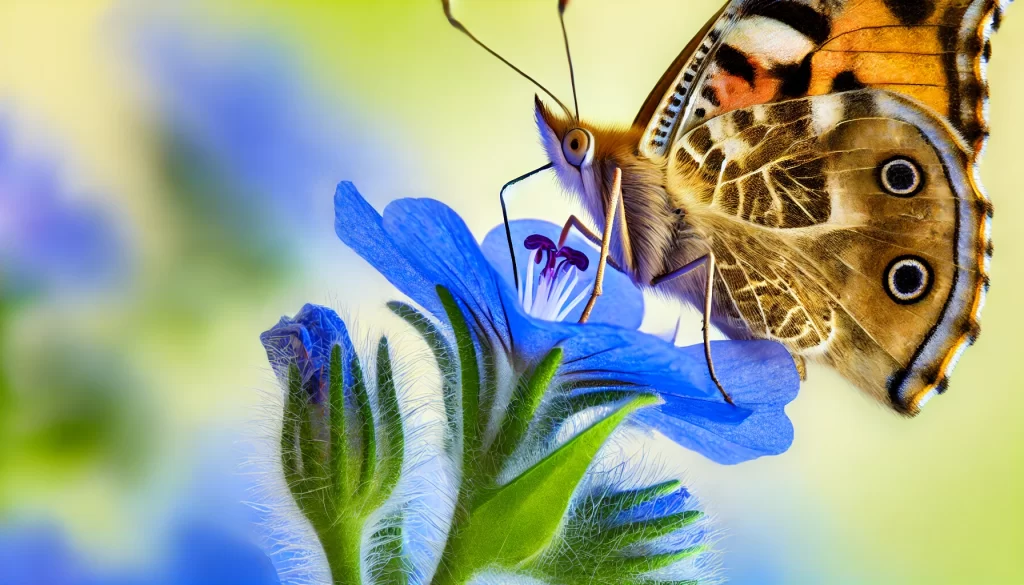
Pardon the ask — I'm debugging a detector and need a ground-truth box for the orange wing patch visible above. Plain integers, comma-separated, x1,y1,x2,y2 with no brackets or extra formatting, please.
810,0,967,128
648,0,1011,155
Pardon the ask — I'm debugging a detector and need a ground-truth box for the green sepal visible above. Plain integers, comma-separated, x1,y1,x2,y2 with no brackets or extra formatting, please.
618,545,708,573
436,286,480,467
534,389,638,441
387,301,459,448
369,518,409,585
595,479,683,517
329,343,350,505
374,336,405,507
281,364,302,496
601,510,703,548
437,393,659,585
351,351,377,498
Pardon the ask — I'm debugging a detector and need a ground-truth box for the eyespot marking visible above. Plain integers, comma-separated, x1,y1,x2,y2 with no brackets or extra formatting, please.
878,157,923,196
884,256,933,304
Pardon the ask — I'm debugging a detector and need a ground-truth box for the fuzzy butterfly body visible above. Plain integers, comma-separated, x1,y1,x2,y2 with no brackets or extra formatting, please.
530,0,1011,416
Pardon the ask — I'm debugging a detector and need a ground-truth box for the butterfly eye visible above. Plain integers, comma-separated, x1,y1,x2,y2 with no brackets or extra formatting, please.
884,256,933,304
562,128,591,167
879,157,923,196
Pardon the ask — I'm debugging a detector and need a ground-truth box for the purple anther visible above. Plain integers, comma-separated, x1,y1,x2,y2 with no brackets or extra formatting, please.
524,234,556,252
556,246,590,272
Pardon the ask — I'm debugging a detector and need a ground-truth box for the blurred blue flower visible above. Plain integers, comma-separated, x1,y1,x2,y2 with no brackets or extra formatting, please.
334,182,800,464
139,30,330,220
0,519,280,585
133,21,399,253
0,524,90,585
0,121,125,298
163,521,281,585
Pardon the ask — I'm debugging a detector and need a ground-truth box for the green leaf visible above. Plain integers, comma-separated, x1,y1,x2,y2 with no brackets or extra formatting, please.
437,393,658,584
436,286,481,467
374,336,404,506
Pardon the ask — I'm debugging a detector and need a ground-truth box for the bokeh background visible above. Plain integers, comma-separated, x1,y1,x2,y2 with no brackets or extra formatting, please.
1,1,1022,583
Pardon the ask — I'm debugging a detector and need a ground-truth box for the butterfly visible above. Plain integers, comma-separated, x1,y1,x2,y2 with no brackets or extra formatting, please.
443,0,1008,416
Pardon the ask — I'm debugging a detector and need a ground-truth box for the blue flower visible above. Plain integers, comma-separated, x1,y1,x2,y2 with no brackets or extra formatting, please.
261,304,408,585
0,524,89,585
132,20,402,255
334,182,800,464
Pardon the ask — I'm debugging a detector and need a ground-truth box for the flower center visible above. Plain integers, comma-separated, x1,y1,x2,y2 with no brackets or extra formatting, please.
519,234,591,321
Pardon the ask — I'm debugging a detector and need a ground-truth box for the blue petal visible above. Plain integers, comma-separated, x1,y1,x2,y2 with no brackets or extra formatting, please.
481,219,644,329
634,341,800,465
507,307,798,462
381,197,511,348
503,307,721,399
335,182,452,322
336,182,513,348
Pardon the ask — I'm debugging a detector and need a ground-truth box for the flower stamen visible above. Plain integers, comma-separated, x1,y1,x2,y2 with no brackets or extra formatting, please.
519,234,591,321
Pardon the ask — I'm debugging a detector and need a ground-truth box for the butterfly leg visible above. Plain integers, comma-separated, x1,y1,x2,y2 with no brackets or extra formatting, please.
578,167,622,324
557,216,623,271
650,253,735,406
700,253,735,405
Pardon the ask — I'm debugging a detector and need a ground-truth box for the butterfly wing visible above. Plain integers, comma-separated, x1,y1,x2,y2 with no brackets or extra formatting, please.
664,90,990,414
639,0,1009,161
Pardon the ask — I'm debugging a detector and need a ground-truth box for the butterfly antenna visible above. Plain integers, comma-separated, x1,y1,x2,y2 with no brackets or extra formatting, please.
442,0,575,120
558,0,579,120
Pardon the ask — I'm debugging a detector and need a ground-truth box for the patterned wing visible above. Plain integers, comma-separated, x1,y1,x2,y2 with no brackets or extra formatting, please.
662,91,990,414
639,0,1011,160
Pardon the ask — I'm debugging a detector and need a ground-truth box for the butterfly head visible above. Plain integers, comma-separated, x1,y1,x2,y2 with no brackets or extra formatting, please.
535,96,647,213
